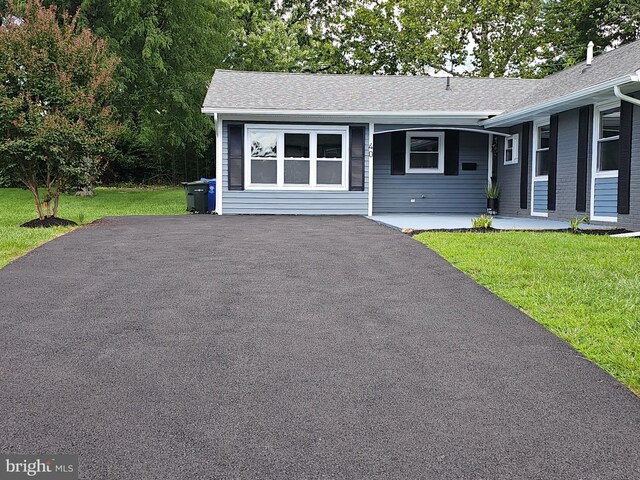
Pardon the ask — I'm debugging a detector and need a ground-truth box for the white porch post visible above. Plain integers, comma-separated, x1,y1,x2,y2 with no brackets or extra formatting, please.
214,113,223,215
368,122,374,216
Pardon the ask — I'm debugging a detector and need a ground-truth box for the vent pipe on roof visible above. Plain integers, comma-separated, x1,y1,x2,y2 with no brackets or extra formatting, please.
586,41,594,66
446,77,451,90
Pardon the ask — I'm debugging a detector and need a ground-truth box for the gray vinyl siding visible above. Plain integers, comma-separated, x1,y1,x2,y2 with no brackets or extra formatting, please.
617,100,640,230
220,121,368,215
372,130,488,214
495,124,530,216
532,180,548,213
593,177,618,217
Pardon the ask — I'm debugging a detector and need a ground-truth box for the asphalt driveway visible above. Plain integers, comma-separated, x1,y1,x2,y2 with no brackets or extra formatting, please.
1,215,639,479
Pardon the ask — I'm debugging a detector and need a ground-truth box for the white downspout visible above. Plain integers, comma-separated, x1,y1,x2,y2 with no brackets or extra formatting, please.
613,85,640,106
613,70,640,106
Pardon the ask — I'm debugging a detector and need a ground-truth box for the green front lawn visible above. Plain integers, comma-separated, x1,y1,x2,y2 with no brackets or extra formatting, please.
415,231,640,395
0,187,185,268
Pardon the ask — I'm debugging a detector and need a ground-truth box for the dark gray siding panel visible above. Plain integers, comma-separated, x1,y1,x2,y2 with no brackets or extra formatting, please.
496,125,531,216
533,181,548,214
548,109,581,220
372,130,488,213
221,121,368,215
594,177,618,217
498,112,595,221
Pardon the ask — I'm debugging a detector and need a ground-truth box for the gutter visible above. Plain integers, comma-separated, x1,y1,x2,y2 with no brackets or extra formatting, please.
483,74,635,127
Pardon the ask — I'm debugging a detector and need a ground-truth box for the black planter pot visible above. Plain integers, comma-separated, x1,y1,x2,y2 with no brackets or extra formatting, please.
487,198,499,215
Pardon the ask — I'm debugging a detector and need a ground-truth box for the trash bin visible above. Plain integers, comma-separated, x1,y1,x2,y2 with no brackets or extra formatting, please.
182,181,209,213
199,178,216,213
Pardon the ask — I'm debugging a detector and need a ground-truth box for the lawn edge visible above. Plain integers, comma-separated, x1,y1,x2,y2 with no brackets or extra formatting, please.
411,233,640,398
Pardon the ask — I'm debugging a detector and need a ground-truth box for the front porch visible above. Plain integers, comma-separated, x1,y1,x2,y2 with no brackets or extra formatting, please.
369,213,611,231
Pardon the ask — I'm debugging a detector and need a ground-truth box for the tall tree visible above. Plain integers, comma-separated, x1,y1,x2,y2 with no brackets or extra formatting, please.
335,0,546,76
0,0,119,221
76,0,235,182
228,0,346,72
541,0,640,74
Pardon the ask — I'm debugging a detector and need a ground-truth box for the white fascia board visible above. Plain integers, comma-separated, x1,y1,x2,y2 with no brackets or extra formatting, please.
201,107,501,118
482,75,635,128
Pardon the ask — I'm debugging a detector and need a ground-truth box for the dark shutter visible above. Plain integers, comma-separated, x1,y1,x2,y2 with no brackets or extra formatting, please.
228,124,244,190
444,130,459,175
618,100,634,214
576,105,592,212
390,131,406,175
547,114,559,211
520,122,531,210
349,126,365,191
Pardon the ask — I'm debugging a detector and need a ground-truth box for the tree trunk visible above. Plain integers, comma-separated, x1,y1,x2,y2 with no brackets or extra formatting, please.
26,182,45,221
53,189,60,218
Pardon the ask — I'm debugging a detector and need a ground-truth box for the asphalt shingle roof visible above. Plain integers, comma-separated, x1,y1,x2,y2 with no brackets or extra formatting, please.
507,40,640,112
202,39,640,116
203,71,541,113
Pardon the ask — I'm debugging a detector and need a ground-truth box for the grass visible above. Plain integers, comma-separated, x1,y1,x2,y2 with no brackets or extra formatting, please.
0,187,185,268
414,231,640,395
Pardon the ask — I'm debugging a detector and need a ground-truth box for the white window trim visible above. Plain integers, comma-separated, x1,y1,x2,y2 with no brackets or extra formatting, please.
244,124,349,190
405,131,445,173
503,133,519,165
590,101,620,222
531,118,550,217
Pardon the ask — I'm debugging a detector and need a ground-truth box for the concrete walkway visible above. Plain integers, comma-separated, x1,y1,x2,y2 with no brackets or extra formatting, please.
1,215,638,479
370,213,611,231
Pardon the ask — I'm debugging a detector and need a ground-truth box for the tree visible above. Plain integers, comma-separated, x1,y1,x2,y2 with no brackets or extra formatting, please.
335,0,547,77
540,0,640,74
78,0,236,183
228,0,347,73
0,0,119,221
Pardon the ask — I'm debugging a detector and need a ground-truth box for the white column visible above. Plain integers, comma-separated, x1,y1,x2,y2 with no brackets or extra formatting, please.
368,122,374,217
214,114,223,215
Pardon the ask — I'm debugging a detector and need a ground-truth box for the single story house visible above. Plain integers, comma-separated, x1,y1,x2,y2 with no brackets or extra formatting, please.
202,40,640,230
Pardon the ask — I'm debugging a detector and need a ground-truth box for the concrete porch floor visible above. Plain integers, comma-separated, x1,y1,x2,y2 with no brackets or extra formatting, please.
369,213,612,231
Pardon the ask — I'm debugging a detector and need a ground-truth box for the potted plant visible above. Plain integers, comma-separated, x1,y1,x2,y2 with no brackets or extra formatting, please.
485,181,500,215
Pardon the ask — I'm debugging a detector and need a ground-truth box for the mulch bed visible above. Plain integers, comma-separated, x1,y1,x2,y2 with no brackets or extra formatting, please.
405,227,631,236
21,217,78,228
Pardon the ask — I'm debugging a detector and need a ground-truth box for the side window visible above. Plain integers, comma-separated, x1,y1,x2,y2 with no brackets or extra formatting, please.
597,107,620,172
535,125,550,177
504,134,519,165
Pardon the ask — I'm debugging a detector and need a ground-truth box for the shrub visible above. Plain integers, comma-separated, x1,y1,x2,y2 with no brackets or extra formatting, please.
0,0,120,221
472,215,493,230
569,215,590,233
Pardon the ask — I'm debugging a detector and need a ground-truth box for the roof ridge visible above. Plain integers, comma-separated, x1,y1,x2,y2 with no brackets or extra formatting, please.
213,69,542,81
